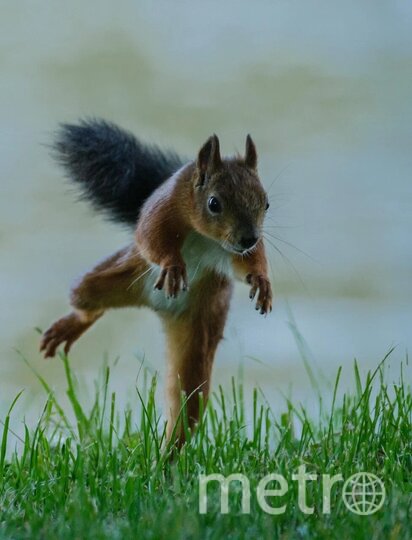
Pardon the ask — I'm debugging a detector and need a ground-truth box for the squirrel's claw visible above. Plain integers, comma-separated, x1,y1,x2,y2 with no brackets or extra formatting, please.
40,313,93,358
154,268,168,291
246,274,273,315
154,265,188,298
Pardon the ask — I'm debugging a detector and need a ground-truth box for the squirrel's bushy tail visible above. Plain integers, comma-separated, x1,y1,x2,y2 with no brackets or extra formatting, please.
53,119,184,227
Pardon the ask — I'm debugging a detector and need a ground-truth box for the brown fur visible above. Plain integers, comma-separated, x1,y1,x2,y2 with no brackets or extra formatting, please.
40,135,273,446
162,272,232,444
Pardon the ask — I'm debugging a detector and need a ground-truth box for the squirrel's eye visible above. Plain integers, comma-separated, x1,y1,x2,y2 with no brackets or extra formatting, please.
265,201,270,211
208,196,222,214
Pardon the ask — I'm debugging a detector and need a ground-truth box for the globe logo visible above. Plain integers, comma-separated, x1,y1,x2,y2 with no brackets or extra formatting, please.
342,472,385,515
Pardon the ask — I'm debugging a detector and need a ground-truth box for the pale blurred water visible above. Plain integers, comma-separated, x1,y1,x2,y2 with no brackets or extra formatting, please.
1,1,411,432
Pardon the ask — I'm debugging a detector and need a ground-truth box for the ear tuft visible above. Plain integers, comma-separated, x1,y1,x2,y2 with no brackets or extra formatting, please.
197,134,222,174
245,134,258,170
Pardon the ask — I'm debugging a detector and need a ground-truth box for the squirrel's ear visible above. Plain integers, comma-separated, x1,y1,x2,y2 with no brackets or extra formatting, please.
197,134,222,175
245,134,258,170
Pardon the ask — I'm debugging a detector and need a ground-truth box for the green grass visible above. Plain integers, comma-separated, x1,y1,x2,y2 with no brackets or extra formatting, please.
0,350,411,540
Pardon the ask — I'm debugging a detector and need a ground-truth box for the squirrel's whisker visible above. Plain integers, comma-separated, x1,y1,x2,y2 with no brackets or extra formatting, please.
127,266,155,290
263,234,308,293
262,230,317,263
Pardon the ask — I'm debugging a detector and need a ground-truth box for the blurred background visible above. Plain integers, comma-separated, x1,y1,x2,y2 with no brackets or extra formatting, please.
1,1,411,431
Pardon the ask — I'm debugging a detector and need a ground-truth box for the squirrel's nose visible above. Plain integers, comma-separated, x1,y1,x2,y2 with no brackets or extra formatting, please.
240,235,258,250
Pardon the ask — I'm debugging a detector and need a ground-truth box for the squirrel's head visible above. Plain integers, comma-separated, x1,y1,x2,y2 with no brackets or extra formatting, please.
191,134,269,254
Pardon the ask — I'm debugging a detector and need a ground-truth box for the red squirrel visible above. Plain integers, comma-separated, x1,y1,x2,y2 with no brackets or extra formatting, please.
40,119,272,444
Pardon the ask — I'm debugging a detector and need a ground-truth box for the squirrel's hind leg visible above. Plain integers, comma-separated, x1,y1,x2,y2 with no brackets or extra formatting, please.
162,273,232,446
40,309,103,358
40,245,149,358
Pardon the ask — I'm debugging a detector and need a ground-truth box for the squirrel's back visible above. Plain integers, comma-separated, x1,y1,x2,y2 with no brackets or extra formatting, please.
53,119,184,227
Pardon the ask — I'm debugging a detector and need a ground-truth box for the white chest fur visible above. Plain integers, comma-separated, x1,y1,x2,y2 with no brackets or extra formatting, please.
143,232,233,315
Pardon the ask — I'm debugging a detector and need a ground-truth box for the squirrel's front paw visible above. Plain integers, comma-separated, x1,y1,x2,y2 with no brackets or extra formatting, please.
246,274,273,315
154,264,188,298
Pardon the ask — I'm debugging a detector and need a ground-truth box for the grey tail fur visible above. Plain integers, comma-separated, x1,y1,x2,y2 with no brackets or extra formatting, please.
53,118,184,227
